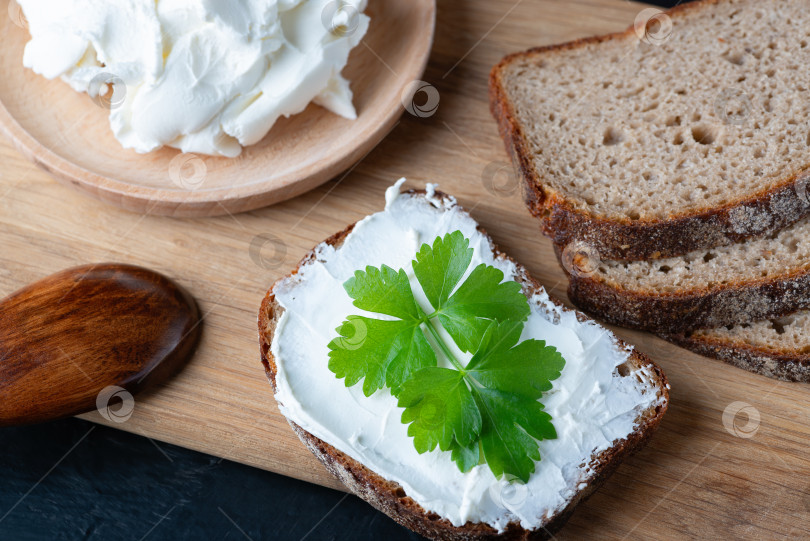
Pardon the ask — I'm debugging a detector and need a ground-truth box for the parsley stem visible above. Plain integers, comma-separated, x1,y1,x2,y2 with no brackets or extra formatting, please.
423,316,466,373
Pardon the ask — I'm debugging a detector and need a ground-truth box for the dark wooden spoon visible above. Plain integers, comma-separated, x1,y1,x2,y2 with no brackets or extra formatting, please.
0,263,201,426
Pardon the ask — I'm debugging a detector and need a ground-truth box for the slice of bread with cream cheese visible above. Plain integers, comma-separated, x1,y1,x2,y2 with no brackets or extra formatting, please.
258,180,669,539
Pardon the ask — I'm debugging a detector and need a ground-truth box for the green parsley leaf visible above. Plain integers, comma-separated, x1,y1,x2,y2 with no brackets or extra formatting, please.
344,265,422,320
472,387,556,483
383,326,438,395
413,232,530,353
398,367,481,452
328,316,436,396
436,263,530,353
466,320,565,398
412,231,473,308
462,320,563,481
449,440,481,473
328,230,565,483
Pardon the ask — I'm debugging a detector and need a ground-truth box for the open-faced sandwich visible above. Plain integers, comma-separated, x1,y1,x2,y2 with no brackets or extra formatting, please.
258,181,669,539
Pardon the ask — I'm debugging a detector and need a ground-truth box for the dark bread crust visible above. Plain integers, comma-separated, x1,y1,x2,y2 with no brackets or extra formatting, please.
558,241,810,334
661,331,810,383
488,0,810,262
258,190,669,540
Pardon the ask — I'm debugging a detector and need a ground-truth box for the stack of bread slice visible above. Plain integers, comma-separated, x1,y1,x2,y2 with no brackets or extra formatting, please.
490,0,810,381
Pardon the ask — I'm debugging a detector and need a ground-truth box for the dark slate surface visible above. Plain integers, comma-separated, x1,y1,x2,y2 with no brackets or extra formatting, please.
0,1,687,539
0,418,422,541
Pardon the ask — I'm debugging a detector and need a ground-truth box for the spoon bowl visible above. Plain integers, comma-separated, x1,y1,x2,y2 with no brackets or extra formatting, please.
0,263,201,426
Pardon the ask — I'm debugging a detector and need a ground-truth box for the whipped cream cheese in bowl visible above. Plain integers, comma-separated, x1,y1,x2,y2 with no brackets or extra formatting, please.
0,0,435,215
16,0,369,157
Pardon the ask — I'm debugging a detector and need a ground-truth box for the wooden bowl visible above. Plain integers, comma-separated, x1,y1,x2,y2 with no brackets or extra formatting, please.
0,0,435,217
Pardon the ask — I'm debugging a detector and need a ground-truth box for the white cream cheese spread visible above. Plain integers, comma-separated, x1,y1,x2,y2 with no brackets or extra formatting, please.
270,179,664,531
17,0,369,157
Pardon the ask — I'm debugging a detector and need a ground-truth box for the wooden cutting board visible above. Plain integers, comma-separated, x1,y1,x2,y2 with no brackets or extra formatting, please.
2,0,809,538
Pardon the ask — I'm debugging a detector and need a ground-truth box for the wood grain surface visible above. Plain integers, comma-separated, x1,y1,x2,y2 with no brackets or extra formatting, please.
0,264,200,426
1,0,809,539
0,0,435,217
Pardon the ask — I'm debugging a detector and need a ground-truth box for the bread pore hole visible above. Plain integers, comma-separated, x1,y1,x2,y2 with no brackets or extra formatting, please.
691,124,718,145
602,126,625,146
723,51,746,65
770,320,787,334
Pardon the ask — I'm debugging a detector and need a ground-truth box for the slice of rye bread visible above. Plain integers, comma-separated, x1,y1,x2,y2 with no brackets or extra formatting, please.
662,311,810,382
490,0,810,261
258,189,669,541
557,215,810,334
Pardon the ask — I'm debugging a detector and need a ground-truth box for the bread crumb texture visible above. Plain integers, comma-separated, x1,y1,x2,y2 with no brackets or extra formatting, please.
501,0,810,221
689,311,810,353
595,216,810,292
